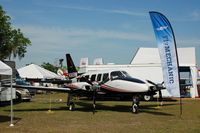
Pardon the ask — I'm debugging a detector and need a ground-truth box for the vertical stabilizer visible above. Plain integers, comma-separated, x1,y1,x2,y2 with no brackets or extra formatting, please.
66,54,78,78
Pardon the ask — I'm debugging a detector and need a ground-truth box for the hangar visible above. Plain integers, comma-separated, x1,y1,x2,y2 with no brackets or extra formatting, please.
79,47,199,98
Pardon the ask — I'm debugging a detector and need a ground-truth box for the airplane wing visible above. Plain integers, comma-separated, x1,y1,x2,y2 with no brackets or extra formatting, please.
39,79,72,84
3,84,71,92
2,84,92,95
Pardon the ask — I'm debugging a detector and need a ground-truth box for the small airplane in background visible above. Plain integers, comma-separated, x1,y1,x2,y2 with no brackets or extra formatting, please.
3,54,164,113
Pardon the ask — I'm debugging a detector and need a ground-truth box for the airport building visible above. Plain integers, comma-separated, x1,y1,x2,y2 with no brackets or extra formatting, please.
79,47,199,98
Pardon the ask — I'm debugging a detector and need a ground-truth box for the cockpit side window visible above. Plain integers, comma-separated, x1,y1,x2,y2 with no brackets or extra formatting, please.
91,74,96,82
111,71,123,79
121,71,131,78
102,73,109,81
79,75,89,82
97,74,102,82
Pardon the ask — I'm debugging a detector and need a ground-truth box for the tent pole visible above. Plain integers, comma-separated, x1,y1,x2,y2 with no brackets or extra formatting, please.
10,74,14,127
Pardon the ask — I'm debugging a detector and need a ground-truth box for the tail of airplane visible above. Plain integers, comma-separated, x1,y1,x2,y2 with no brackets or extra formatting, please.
66,54,78,78
16,71,30,85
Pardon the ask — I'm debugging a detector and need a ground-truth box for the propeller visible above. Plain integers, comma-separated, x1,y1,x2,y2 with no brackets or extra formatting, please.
92,83,98,114
80,76,100,114
81,76,109,114
146,80,164,104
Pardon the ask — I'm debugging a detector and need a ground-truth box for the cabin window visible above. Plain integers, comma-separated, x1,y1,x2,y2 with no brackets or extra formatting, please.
80,75,89,82
102,73,109,81
91,74,96,82
97,74,102,82
84,75,89,80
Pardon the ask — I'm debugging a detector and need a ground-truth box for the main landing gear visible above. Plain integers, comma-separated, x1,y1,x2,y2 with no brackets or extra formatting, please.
67,94,140,114
67,94,75,111
69,102,75,111
132,96,140,113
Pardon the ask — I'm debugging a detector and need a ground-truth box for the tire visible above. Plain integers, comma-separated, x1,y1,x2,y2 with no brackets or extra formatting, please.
143,95,153,101
69,103,75,111
132,104,138,114
16,92,22,102
23,99,31,102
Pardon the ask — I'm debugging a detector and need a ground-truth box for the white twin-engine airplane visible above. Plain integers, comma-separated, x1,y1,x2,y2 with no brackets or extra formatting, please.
64,54,163,113
66,69,158,113
5,54,163,113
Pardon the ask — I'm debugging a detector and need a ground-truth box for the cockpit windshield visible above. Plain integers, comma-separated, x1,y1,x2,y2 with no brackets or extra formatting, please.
110,71,131,79
121,71,131,77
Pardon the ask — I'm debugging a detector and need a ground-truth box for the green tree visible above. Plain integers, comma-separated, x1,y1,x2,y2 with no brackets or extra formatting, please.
0,5,31,60
41,62,58,73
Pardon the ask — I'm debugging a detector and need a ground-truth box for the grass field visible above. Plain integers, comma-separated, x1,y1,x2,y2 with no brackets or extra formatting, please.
0,93,200,133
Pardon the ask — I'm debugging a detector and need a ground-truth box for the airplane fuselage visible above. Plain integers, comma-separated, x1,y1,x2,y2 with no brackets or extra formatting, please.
67,70,152,94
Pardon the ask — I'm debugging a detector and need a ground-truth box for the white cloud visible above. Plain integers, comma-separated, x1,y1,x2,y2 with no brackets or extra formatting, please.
15,25,152,67
19,25,152,47
190,10,200,21
177,38,200,47
15,25,200,68
106,9,146,17
15,25,153,63
18,25,200,54
56,5,146,17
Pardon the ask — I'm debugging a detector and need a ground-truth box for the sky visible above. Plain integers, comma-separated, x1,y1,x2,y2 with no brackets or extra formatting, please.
0,0,200,69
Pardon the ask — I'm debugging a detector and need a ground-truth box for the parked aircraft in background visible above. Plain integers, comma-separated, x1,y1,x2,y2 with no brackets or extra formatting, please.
3,54,164,113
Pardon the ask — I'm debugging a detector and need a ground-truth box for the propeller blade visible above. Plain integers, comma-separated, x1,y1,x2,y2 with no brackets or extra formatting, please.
98,77,110,86
147,80,164,106
146,80,157,86
80,76,93,86
158,90,163,106
67,93,72,106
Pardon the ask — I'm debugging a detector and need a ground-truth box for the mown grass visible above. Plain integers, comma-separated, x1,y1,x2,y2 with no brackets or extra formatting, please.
0,93,200,133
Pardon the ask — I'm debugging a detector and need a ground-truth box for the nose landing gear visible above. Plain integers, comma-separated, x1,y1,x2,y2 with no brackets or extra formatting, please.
132,96,139,113
67,94,75,111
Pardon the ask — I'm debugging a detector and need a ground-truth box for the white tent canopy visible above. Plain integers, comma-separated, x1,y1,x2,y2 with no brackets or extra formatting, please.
0,60,14,126
0,60,12,75
18,64,62,79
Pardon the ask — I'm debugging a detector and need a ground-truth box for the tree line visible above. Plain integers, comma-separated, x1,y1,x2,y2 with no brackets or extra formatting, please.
0,5,31,61
0,5,66,73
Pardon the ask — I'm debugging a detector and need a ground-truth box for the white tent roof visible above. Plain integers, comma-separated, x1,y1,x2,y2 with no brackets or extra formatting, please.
131,47,196,66
18,64,62,79
0,60,12,75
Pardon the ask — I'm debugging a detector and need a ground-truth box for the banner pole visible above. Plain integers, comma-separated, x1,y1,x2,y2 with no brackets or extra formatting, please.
149,11,182,117
179,95,182,117
10,75,14,127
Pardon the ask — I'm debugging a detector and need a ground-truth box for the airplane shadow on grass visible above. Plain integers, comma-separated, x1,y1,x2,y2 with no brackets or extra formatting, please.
4,101,178,116
75,101,176,116
4,106,68,112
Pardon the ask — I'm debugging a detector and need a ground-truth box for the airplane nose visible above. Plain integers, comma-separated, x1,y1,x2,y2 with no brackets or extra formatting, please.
145,84,151,92
138,82,150,92
149,85,157,92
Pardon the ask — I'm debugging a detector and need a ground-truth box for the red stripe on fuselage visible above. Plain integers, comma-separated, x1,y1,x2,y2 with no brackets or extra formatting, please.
101,84,130,93
65,84,78,90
